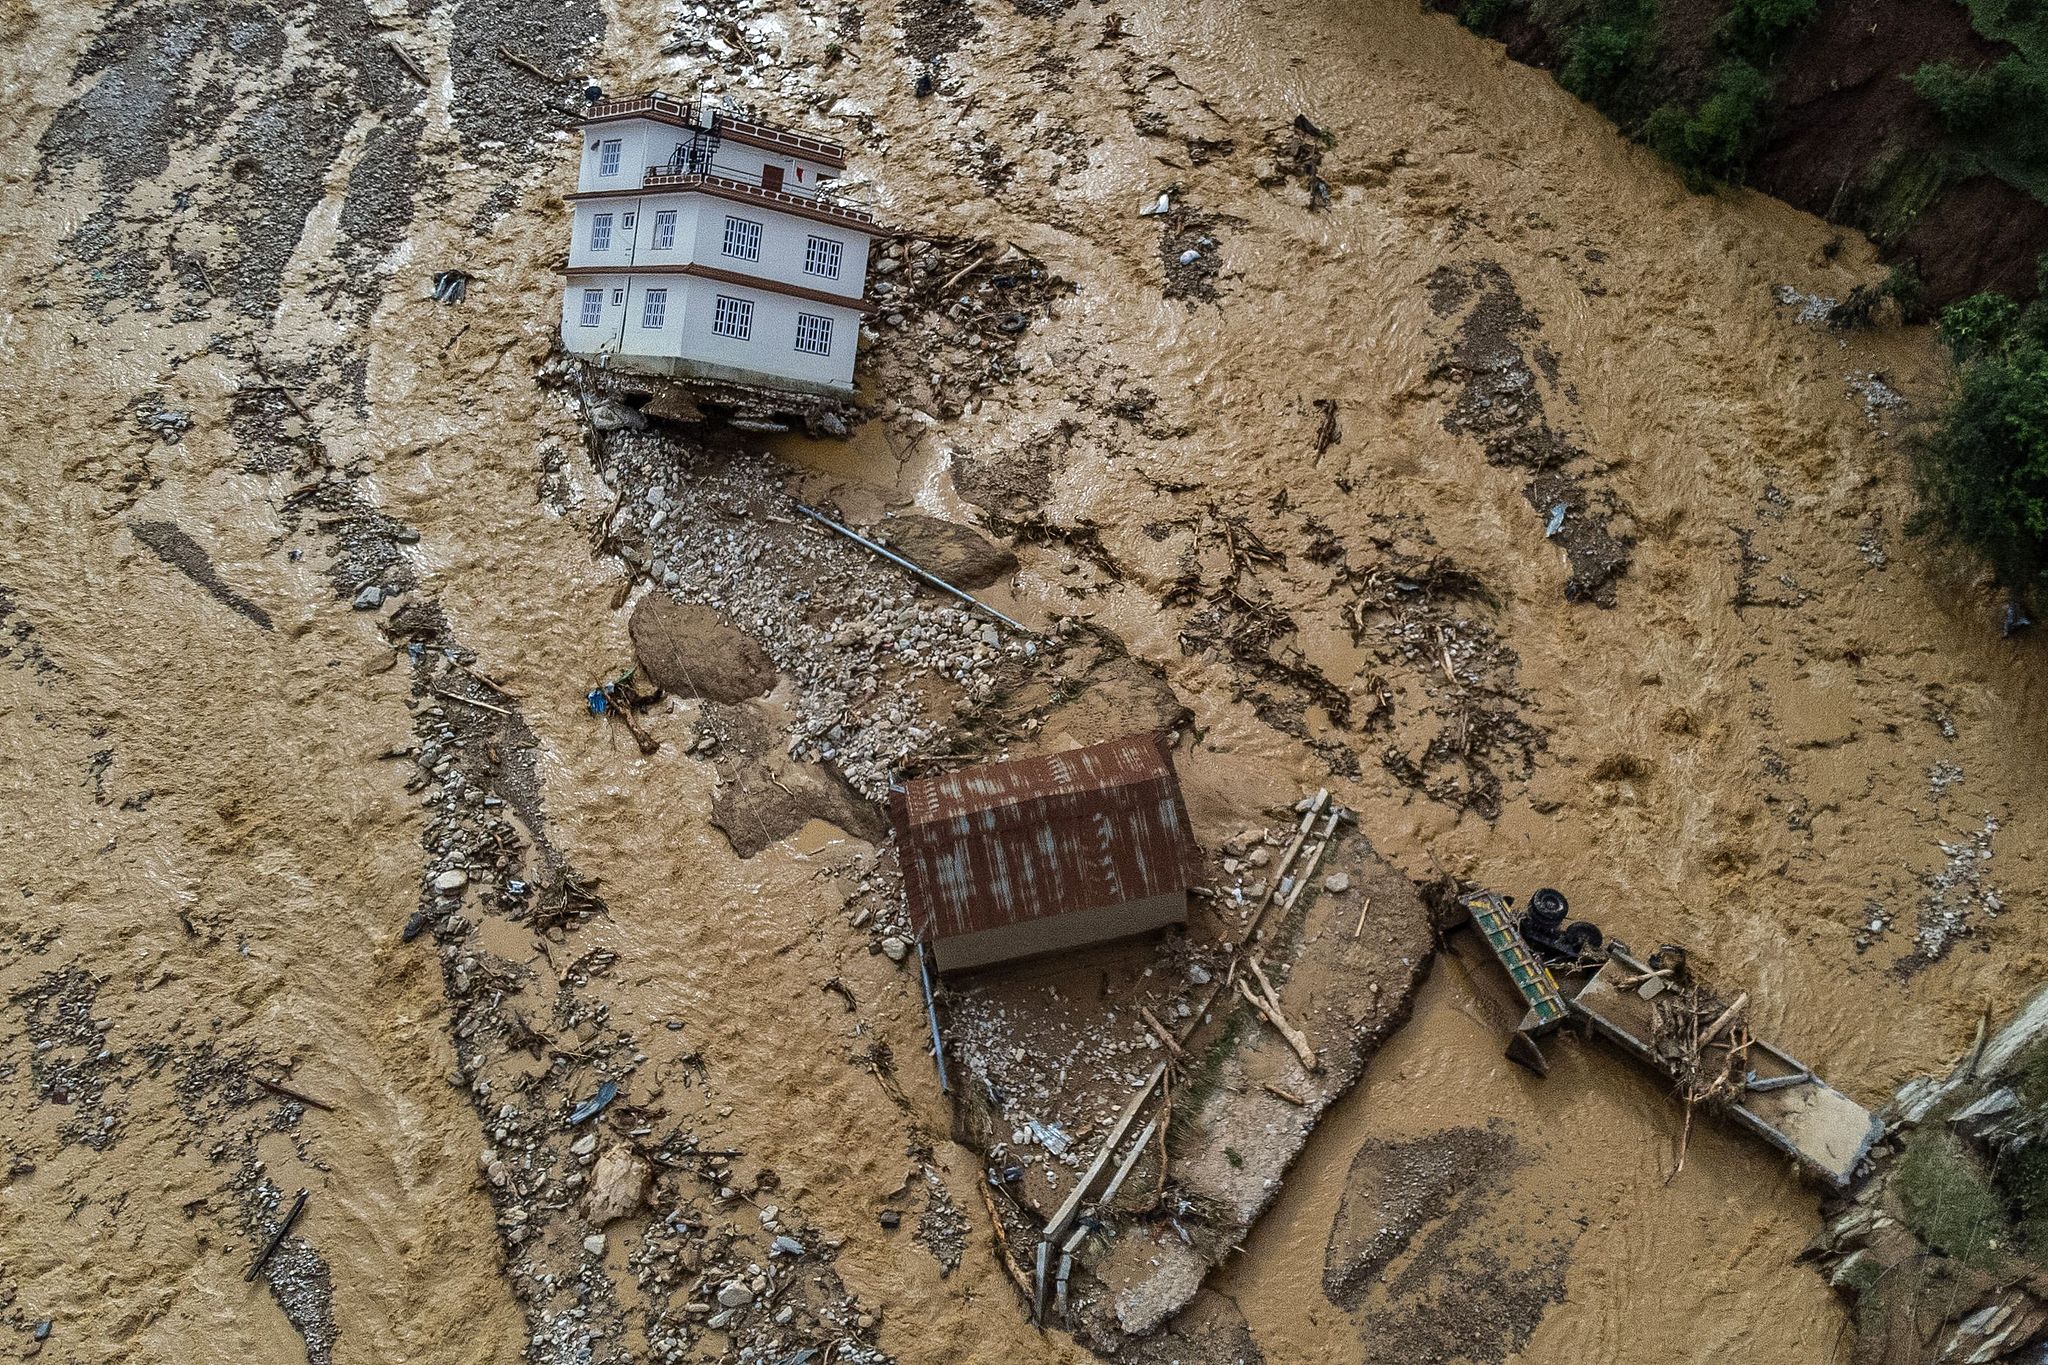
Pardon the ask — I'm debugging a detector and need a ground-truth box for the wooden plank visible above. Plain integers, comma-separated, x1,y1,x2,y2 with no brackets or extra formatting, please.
1045,1062,1167,1243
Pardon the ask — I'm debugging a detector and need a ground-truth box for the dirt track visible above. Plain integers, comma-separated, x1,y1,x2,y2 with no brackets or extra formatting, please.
4,0,2048,1362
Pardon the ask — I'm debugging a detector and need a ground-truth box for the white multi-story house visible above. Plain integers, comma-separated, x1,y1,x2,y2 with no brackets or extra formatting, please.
559,93,876,395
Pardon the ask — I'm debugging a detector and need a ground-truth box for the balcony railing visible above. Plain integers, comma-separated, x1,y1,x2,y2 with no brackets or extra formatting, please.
585,94,848,165
638,170,876,228
715,112,846,164
587,93,696,124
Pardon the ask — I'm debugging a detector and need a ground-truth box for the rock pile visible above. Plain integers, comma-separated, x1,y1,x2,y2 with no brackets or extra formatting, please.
1806,984,2048,1364
583,420,1033,799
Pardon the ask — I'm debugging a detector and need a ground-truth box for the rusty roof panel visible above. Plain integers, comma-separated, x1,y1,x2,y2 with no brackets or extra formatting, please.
891,733,1202,944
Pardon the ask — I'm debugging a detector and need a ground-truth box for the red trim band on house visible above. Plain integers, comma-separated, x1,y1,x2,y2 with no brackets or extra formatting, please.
565,173,879,233
562,262,874,313
581,93,848,168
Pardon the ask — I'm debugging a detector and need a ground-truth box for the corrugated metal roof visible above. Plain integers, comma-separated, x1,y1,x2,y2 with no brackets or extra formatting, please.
891,732,1203,944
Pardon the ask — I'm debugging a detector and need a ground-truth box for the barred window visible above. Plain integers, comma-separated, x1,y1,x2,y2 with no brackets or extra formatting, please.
803,235,843,280
711,295,753,340
621,212,636,230
578,289,603,327
642,288,668,329
611,288,625,305
793,312,833,355
597,139,622,176
721,215,763,262
590,213,613,252
652,210,677,250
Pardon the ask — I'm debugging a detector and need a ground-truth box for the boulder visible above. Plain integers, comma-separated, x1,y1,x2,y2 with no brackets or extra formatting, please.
583,1145,652,1225
629,595,775,701
874,514,1018,589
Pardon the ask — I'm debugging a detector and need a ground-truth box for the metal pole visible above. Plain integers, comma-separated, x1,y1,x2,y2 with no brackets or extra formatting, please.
917,940,951,1095
793,504,1035,635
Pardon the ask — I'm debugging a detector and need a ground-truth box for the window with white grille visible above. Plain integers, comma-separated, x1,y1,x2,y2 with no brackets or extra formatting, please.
621,212,636,230
590,213,613,252
641,289,667,329
711,295,753,340
804,236,843,280
793,313,833,355
578,289,603,327
598,139,622,176
611,288,625,305
721,216,763,262
652,210,677,250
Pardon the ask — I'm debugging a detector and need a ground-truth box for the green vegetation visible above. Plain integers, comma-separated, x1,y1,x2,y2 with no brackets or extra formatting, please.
1895,1128,2006,1268
1913,282,2048,606
1714,0,1817,62
1645,60,1772,187
1445,0,2048,273
1534,0,1813,191
1913,56,2048,198
1461,0,1521,29
1559,0,1661,117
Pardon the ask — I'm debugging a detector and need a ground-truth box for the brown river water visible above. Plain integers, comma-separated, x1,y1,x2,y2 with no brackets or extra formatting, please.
2,0,2046,1361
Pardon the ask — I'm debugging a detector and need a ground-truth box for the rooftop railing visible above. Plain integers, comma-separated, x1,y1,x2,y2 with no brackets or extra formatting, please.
585,94,848,165
638,170,876,228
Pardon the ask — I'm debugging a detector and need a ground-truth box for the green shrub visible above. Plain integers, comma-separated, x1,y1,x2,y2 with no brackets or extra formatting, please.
1939,291,2024,360
1913,56,2048,161
1895,1128,2007,1268
1915,293,2048,607
1716,0,1818,60
1645,61,1773,187
1462,0,1521,31
1561,19,1650,107
1883,261,1929,322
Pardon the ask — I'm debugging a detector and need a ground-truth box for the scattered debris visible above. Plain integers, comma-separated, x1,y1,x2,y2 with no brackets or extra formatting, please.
1771,283,1838,326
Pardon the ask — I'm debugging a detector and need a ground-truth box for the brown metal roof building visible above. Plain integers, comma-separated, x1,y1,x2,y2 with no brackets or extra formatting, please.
890,733,1203,973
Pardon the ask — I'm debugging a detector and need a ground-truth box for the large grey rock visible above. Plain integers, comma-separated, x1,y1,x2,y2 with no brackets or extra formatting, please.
629,595,776,701
582,1145,651,1225
873,514,1018,590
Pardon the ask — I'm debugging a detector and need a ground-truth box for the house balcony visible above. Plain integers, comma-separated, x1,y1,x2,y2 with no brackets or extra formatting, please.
636,170,878,232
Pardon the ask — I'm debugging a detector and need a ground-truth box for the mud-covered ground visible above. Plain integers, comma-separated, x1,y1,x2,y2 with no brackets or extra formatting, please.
4,0,2048,1363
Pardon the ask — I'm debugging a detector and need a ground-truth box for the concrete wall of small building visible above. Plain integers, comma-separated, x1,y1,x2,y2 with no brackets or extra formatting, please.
568,197,709,270
686,202,869,301
560,275,858,391
928,890,1189,974
566,196,868,303
561,274,628,354
578,120,669,193
577,116,840,194
670,276,859,390
561,274,688,361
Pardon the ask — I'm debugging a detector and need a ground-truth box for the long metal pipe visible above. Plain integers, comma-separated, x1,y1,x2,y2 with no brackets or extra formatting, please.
793,503,1035,635
917,940,951,1095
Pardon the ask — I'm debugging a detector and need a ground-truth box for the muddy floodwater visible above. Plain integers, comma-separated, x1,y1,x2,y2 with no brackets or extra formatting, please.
3,0,2046,1361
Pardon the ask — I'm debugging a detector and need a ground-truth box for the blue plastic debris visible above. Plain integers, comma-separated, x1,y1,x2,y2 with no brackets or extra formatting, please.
587,688,608,715
570,1081,619,1125
1545,503,1568,538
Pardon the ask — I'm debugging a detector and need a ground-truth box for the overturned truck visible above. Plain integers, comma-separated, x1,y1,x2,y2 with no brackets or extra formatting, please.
1462,889,1882,1187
